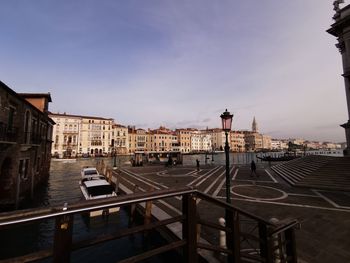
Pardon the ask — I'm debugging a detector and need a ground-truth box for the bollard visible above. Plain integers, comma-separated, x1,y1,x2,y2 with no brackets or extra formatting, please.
106,169,111,183
219,217,226,250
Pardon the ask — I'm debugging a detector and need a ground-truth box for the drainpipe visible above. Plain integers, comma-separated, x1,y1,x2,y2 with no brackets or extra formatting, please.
15,173,21,209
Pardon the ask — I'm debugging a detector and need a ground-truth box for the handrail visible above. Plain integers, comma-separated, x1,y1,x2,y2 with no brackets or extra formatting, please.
196,191,274,226
0,187,194,227
269,219,300,236
0,187,299,263
0,187,278,228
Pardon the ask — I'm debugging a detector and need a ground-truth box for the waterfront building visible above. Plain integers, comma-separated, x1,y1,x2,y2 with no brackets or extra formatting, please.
50,112,114,157
112,124,128,155
328,3,350,155
0,81,54,209
190,130,212,152
148,126,175,152
230,131,245,152
205,128,229,151
242,118,272,151
271,139,288,150
175,128,194,153
127,127,147,153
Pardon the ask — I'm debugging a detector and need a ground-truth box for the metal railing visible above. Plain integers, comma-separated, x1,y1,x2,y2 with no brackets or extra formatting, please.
0,188,299,263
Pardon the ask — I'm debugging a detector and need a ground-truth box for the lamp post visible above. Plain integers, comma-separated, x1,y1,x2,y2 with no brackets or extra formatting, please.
220,109,233,204
113,146,117,168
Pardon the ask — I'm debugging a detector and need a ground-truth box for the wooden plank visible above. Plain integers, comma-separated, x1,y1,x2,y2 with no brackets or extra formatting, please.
72,216,183,250
197,242,232,255
285,228,297,263
118,240,186,263
53,214,73,263
182,193,197,262
198,219,232,233
258,222,273,263
0,249,52,263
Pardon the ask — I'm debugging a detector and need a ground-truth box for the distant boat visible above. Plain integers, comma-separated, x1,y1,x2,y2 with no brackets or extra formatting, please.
52,158,76,163
256,155,299,162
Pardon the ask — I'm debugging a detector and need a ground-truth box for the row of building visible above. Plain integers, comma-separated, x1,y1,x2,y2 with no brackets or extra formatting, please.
50,112,344,158
49,113,324,158
50,113,271,157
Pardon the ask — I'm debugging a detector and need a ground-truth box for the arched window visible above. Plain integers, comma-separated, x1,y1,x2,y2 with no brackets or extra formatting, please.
24,110,31,144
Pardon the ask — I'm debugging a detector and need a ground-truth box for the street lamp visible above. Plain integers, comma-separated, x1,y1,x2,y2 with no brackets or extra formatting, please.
113,147,117,168
220,109,233,204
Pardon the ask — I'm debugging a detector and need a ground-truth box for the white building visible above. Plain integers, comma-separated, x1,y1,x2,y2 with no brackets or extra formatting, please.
50,113,115,157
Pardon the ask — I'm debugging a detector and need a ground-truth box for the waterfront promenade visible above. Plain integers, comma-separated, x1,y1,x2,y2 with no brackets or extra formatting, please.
114,163,350,263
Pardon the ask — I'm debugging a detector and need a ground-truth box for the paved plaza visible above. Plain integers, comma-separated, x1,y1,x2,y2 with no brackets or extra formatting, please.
115,163,350,263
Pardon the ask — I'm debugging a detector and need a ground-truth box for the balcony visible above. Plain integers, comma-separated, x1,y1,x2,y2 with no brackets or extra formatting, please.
0,122,18,143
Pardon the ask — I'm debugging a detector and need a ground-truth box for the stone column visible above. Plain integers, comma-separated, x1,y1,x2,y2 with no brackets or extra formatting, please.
328,4,350,155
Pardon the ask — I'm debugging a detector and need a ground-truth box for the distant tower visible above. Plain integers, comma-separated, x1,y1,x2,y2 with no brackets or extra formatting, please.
328,0,350,156
252,117,258,133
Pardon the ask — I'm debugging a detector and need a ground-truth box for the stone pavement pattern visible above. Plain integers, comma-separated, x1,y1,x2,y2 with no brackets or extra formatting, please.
114,163,350,262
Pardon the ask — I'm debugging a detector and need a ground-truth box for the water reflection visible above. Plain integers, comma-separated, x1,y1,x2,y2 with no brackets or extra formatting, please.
1,157,182,262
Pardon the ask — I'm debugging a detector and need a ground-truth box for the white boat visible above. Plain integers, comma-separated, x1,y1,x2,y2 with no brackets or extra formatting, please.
80,167,119,217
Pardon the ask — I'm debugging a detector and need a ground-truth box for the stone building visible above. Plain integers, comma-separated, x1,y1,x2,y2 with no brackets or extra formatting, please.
328,1,350,155
175,129,193,153
0,81,54,209
206,128,229,151
50,112,115,157
128,127,147,153
230,131,245,152
112,124,128,155
148,126,176,152
191,130,212,152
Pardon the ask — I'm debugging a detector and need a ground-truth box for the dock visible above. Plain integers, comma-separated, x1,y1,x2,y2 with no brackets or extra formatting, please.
112,162,350,263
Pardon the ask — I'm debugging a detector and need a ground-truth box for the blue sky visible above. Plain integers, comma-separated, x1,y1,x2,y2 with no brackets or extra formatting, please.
0,1,347,142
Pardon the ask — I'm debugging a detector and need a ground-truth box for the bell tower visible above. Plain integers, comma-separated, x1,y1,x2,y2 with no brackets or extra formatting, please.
327,0,350,155
252,117,258,133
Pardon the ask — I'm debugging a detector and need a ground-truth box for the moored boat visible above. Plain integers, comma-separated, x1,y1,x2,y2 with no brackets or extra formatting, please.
80,167,119,217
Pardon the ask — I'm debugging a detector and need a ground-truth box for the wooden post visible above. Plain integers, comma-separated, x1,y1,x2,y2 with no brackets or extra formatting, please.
144,186,154,238
53,214,74,263
226,209,241,262
285,228,297,263
182,193,197,262
259,222,273,263
144,200,152,226
129,185,139,227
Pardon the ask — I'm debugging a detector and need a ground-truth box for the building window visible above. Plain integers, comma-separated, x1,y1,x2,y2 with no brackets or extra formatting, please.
19,159,29,180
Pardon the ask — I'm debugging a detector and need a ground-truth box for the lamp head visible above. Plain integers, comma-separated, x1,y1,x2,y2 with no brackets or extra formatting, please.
220,109,233,132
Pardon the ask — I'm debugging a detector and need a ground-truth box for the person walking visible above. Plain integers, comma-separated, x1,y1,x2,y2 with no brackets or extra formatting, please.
196,159,200,171
250,160,258,177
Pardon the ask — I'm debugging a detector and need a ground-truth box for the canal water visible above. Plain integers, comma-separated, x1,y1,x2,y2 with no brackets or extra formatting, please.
0,158,182,262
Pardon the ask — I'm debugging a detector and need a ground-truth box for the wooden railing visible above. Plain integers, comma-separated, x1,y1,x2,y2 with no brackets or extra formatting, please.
0,188,299,263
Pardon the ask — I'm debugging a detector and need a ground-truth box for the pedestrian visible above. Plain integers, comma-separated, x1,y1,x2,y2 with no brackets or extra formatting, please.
196,159,200,171
250,160,258,177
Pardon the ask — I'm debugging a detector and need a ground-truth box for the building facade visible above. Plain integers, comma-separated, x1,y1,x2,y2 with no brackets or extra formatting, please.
230,131,245,152
112,124,128,154
0,81,54,209
50,113,116,157
328,2,350,155
176,129,193,153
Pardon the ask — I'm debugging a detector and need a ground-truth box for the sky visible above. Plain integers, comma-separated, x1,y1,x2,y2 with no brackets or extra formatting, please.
0,1,348,142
